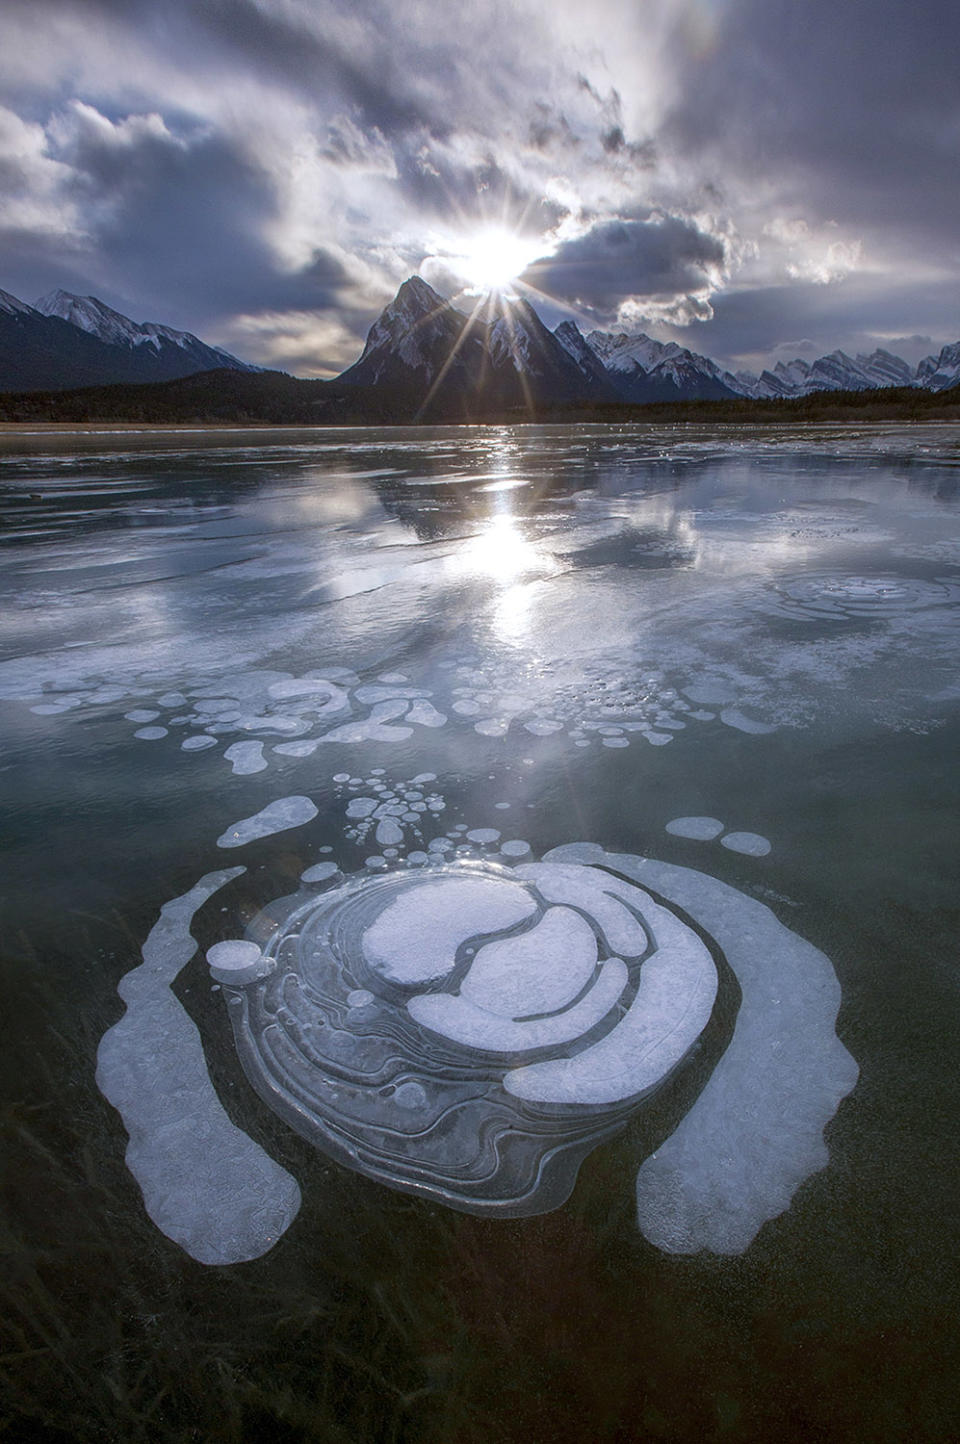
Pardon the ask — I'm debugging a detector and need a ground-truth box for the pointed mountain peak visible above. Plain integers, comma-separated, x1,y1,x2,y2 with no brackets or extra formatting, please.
392,275,447,315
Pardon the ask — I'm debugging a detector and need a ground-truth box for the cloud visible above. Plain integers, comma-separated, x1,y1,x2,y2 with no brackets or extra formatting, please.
0,0,957,370
522,213,727,321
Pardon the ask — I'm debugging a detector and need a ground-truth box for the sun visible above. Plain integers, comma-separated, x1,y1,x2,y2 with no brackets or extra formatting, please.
454,226,542,294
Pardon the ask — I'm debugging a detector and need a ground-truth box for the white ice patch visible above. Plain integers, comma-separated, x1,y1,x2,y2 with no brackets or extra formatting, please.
224,740,267,775
504,878,715,1105
301,861,340,883
411,958,627,1054
95,869,301,1265
666,817,725,841
407,699,447,728
720,831,772,857
273,740,320,757
217,796,318,848
461,906,598,1017
720,708,777,735
134,726,167,740
546,844,858,1255
181,734,216,751
361,876,537,985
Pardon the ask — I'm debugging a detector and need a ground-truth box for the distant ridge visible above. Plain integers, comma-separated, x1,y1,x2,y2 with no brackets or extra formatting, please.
0,287,257,392
2,273,960,417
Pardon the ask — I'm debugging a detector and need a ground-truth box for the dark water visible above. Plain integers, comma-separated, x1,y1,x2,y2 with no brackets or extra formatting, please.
1,423,959,1442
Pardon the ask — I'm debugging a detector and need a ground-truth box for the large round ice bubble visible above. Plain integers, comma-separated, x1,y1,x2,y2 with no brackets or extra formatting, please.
218,859,726,1215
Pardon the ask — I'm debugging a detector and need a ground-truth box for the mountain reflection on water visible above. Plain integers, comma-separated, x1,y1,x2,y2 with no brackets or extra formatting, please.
1,422,958,1444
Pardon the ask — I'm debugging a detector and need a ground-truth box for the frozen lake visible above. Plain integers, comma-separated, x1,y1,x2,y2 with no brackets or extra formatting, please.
2,422,959,1441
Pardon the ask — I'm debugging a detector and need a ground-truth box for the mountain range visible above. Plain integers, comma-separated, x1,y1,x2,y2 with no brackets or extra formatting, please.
1,275,959,415
0,287,257,392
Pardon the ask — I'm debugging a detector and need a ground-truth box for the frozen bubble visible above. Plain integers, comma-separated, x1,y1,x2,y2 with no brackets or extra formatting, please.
428,837,453,852
378,672,408,684
267,679,348,712
720,708,777,736
683,683,737,706
376,818,404,847
354,685,423,705
494,802,511,809
217,796,318,848
206,940,270,986
721,831,772,857
463,906,597,1018
475,719,508,737
182,734,217,751
365,856,388,870
500,840,531,857
361,875,537,985
125,709,161,723
411,772,436,784
402,812,421,823
322,709,413,743
347,989,375,1008
301,862,339,883
666,817,725,841
393,1081,427,1111
602,736,629,748
466,829,501,845
407,851,430,866
224,741,268,776
273,740,320,757
346,797,378,819
408,699,447,728
333,773,351,783
453,699,482,716
523,719,563,736
134,726,168,740
644,730,673,746
158,691,188,708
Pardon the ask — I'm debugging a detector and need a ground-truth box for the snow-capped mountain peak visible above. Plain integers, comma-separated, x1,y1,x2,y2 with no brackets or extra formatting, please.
0,287,37,317
34,290,151,347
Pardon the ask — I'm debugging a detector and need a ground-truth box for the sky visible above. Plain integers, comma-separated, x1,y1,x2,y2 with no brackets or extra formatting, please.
1,0,957,377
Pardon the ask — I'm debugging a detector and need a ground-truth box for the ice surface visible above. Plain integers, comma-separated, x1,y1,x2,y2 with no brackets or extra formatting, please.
217,796,318,848
96,869,301,1264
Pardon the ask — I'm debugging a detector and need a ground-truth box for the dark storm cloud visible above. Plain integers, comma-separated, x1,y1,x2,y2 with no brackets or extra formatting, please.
524,215,726,317
664,0,960,252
